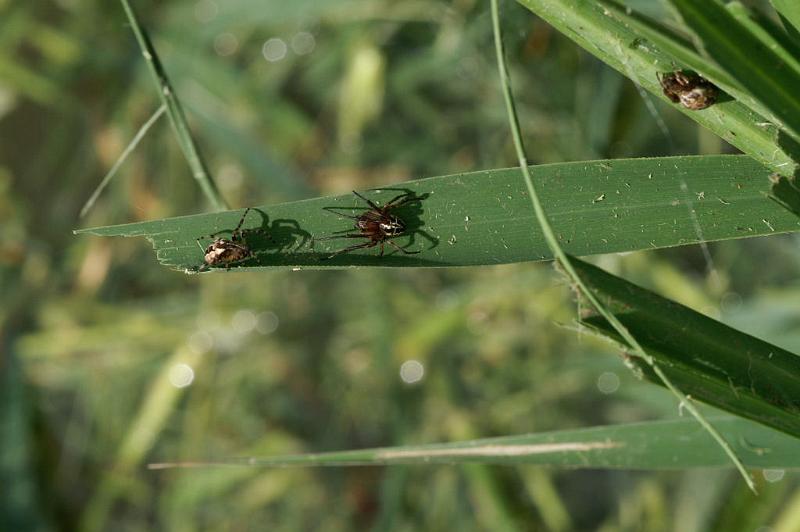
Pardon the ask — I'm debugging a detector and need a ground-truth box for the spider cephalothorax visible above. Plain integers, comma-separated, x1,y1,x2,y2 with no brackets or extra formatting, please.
318,190,422,259
658,70,718,111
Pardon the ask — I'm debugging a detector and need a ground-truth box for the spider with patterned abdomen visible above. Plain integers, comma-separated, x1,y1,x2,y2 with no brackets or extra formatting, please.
195,208,270,271
658,70,718,111
316,190,425,259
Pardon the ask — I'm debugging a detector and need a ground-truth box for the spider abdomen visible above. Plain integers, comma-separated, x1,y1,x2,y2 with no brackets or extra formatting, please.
203,240,250,266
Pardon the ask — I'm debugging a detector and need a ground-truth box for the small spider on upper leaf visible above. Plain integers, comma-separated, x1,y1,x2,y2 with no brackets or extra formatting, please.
658,70,718,111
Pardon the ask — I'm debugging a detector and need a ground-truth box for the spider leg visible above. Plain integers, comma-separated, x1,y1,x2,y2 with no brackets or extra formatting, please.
387,239,421,255
379,241,384,256
391,195,421,209
352,190,382,211
196,238,208,253
230,207,256,241
383,192,416,208
323,240,377,260
314,234,367,241
233,207,252,232
322,206,361,219
321,227,359,236
197,230,225,241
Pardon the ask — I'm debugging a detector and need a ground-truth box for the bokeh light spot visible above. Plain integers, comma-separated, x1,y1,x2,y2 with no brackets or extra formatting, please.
169,363,195,388
263,38,287,62
214,32,239,56
257,311,279,335
187,330,214,354
232,309,257,334
597,371,620,394
763,469,785,483
291,32,315,55
400,360,424,384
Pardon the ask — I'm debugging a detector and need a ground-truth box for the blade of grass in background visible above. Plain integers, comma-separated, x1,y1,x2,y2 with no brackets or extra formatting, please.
668,0,800,144
79,341,208,532
118,0,228,211
74,155,800,270
574,258,800,438
726,2,800,75
80,104,166,218
148,417,800,470
771,0,800,34
0,351,42,531
516,0,800,177
770,173,800,216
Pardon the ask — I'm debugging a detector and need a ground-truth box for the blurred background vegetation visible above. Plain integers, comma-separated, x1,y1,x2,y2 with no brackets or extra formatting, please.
3,0,800,530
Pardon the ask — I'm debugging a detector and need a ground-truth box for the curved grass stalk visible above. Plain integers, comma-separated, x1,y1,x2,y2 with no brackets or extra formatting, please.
119,0,228,211
80,104,166,218
490,0,755,493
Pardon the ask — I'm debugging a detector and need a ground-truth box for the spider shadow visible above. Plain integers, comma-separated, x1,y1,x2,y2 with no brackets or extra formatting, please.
316,188,438,261
233,208,312,268
248,208,311,253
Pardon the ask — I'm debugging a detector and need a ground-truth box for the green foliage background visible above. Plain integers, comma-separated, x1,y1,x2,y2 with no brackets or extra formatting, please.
3,0,800,530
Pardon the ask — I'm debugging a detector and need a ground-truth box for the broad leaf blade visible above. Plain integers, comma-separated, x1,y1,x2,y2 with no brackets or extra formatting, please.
598,0,779,127
573,258,800,438
75,156,800,271
149,417,800,470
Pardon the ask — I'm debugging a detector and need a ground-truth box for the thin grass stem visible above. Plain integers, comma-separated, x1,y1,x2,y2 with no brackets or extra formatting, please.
118,0,228,211
81,104,166,218
490,0,755,493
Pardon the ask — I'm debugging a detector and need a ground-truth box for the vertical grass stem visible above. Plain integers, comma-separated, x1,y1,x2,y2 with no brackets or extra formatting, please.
119,0,228,211
490,0,755,493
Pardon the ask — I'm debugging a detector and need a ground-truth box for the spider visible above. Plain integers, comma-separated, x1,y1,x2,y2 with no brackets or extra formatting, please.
318,190,423,259
195,208,267,270
658,70,718,111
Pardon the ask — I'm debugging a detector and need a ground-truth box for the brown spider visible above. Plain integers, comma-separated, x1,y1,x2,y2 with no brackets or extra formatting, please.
658,70,718,111
196,208,267,271
318,190,422,259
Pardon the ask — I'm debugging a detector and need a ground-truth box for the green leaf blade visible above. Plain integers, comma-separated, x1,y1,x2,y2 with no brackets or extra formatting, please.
771,0,800,37
574,259,800,438
149,417,800,470
516,0,799,176
669,0,800,143
75,156,800,271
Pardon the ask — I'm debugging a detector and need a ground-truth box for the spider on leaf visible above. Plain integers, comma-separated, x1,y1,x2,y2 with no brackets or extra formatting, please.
195,208,270,271
316,190,425,259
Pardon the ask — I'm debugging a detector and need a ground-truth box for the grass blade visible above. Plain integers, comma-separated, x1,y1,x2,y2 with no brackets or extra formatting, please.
574,258,800,439
119,0,228,210
74,156,800,271
80,104,166,218
80,342,208,532
770,173,800,216
517,0,800,177
148,417,800,470
726,2,800,74
598,0,780,128
770,0,800,36
668,0,800,143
